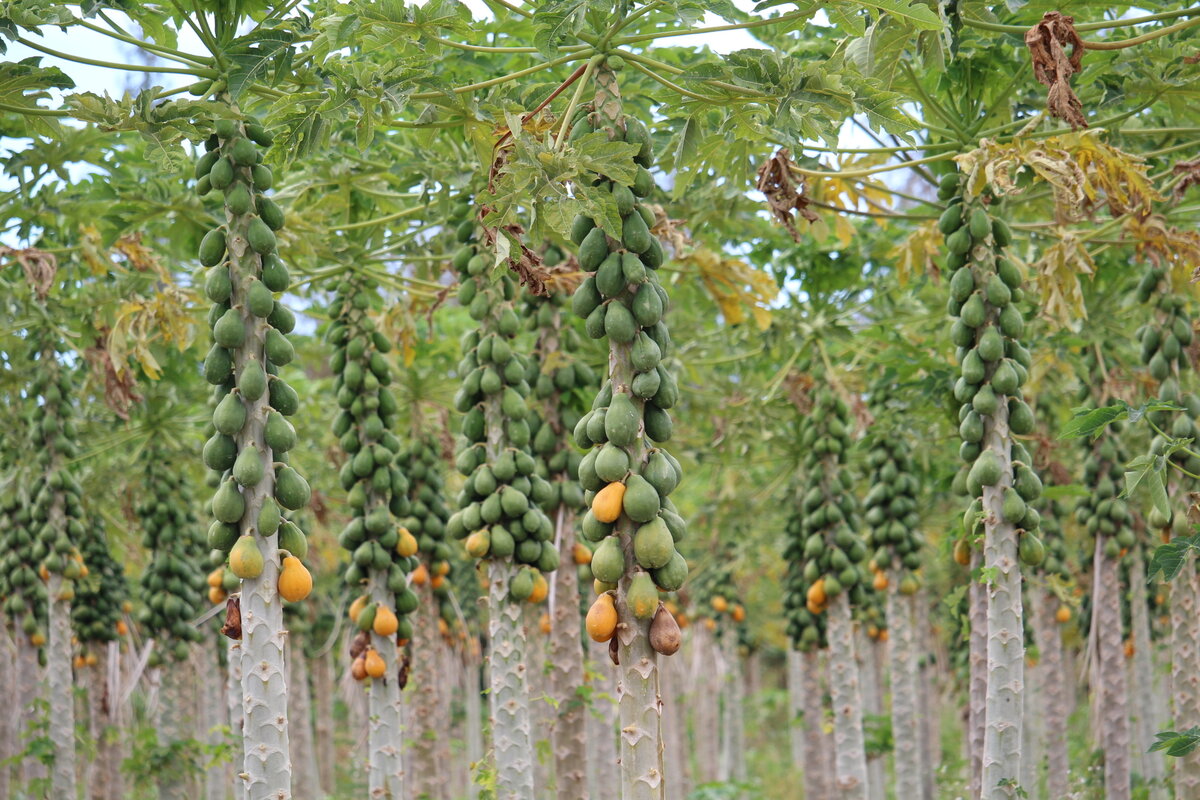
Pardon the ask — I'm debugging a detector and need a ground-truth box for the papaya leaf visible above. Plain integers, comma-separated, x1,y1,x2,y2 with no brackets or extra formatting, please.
1146,535,1200,584
225,29,296,101
530,0,591,58
827,0,942,31
1058,402,1129,440
1150,727,1200,757
1122,454,1169,519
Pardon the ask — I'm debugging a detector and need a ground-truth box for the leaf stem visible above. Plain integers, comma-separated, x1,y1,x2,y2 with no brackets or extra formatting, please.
335,204,429,231
788,152,954,179
0,102,68,118
414,51,592,99
555,55,603,150
614,10,810,45
76,18,211,67
17,37,214,76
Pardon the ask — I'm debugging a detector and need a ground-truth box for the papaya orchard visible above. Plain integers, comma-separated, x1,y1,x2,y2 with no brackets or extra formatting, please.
0,3,1199,800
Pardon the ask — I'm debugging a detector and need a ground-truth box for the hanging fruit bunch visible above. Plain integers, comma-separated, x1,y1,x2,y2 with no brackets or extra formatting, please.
567,81,687,658
72,516,127,666
862,380,924,600
28,330,86,624
939,176,1045,565
138,450,207,665
400,433,454,627
445,197,559,600
328,275,415,676
689,537,746,632
1135,266,1200,540
0,481,45,648
196,114,311,600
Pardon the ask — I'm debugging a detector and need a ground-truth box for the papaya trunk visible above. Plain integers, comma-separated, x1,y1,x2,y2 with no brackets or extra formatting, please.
614,578,664,800
288,637,320,800
787,649,806,776
660,648,689,800
887,583,921,799
825,593,868,799
857,630,884,800
1128,546,1168,796
464,647,483,800
588,660,618,798
980,400,1024,800
47,575,77,799
227,636,244,738
1170,565,1200,792
692,626,719,783
916,595,939,800
1019,641,1042,794
313,647,336,797
487,559,535,799
801,649,828,798
719,628,746,786
1093,538,1132,799
366,579,404,798
202,644,227,800
409,581,447,800
968,551,987,798
0,627,13,800
159,663,190,800
548,506,588,800
18,642,46,786
1029,590,1067,798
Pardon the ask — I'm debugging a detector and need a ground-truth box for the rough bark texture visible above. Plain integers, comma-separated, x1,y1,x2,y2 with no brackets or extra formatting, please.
718,628,746,785
825,593,868,799
366,580,404,798
1019,645,1042,795
1029,590,1067,798
915,595,939,800
18,643,46,786
887,585,921,799
1171,566,1200,792
159,664,190,800
464,650,483,800
0,627,14,800
968,550,987,799
313,647,336,796
288,638,320,799
487,559,535,799
801,649,829,797
1128,546,1168,796
202,644,227,800
548,506,588,800
787,649,806,775
858,631,884,800
1092,538,1132,799
660,648,688,800
690,626,719,784
408,581,448,800
980,400,1024,800
47,576,76,798
587,659,618,799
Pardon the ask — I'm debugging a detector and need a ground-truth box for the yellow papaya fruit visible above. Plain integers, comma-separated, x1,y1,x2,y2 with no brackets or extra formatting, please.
586,592,618,642
230,535,265,579
373,605,399,637
364,648,387,678
277,556,312,602
627,573,658,619
592,481,626,524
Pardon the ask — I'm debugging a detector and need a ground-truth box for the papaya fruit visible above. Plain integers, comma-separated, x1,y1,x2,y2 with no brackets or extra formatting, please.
633,518,674,569
592,481,626,523
627,573,659,619
586,592,618,642
649,603,681,655
364,648,387,679
277,556,312,602
229,535,264,579
650,550,687,591
622,475,660,523
591,536,625,584
605,392,641,447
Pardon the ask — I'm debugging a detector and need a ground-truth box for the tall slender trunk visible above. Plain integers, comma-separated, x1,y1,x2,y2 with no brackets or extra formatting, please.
1093,538,1132,799
548,506,588,800
588,659,619,798
464,647,483,800
888,586,921,798
0,627,14,800
691,626,719,784
857,630,884,800
968,551,987,798
1171,565,1200,792
312,647,336,797
47,576,76,798
161,661,193,800
916,595,939,800
487,560,535,799
18,643,46,787
717,628,745,786
660,648,689,800
801,649,829,798
1019,643,1042,795
202,644,227,800
787,649,806,776
826,594,868,799
1128,546,1168,796
366,580,404,798
1029,590,1067,798
288,637,319,799
526,607,553,793
408,582,446,800
227,637,244,796
84,650,105,800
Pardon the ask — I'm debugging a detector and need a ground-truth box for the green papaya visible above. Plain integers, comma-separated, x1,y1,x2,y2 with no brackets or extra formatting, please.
622,475,660,523
968,449,1002,488
603,301,637,344
605,392,641,447
579,227,610,271
571,215,595,245
232,446,265,487
596,252,626,298
213,308,246,349
1002,488,1026,524
622,210,653,253
977,326,1004,362
594,443,630,483
247,217,276,255
265,329,294,366
591,536,625,584
239,359,267,401
644,404,672,442
651,550,688,591
275,466,310,510
212,479,246,524
937,205,963,235
633,517,674,569
213,392,247,436
205,266,232,303
627,572,659,618
960,294,985,328
246,278,275,318
203,433,237,471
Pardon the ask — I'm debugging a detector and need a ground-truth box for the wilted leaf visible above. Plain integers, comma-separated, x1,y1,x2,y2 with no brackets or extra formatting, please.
680,247,778,329
1025,11,1086,129
890,219,941,286
1030,230,1093,326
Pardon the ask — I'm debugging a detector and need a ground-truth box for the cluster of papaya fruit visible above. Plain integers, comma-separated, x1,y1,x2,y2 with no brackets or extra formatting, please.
26,338,88,643
197,116,312,600
862,383,922,597
568,107,686,656
1135,267,1194,382
688,540,746,631
1035,499,1074,597
138,454,207,664
1074,412,1136,560
72,517,127,664
445,200,559,600
940,177,1045,565
329,276,419,648
401,435,455,625
0,485,46,648
783,388,869,651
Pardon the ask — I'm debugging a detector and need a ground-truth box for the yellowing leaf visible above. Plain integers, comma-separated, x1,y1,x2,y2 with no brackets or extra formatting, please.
681,248,778,330
1126,215,1200,287
1030,230,1094,326
890,219,942,286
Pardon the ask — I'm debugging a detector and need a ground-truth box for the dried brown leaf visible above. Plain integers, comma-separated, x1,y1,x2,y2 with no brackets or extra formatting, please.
1025,12,1087,129
755,149,819,243
1173,158,1200,198
2,246,58,301
220,597,242,640
83,332,142,421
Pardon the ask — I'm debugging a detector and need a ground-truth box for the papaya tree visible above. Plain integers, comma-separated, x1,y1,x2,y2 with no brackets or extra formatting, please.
522,249,595,799
330,273,414,797
941,175,1044,799
861,379,924,798
196,113,311,800
445,196,559,798
568,59,690,799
